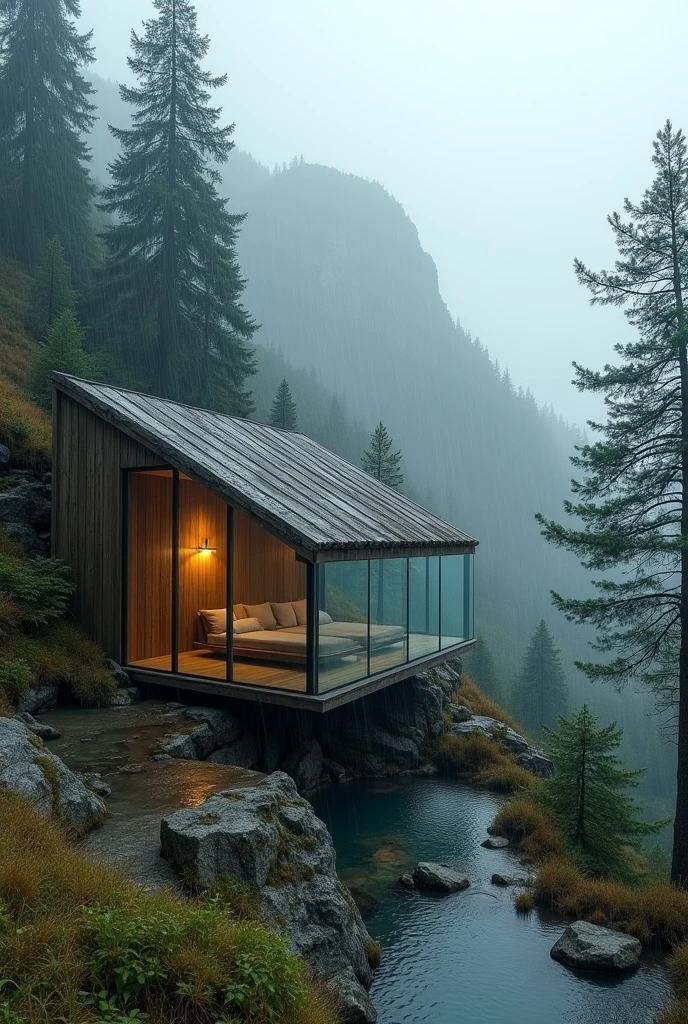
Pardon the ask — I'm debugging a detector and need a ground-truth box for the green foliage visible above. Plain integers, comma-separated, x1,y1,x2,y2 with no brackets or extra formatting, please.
0,0,96,269
361,421,403,490
28,235,76,339
0,552,73,629
511,620,568,736
540,705,667,878
269,379,299,431
3,622,116,706
99,0,256,412
535,120,688,885
364,939,382,969
0,659,32,705
28,308,98,411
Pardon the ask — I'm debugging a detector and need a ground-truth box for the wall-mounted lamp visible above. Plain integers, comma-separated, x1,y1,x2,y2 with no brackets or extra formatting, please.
197,538,216,555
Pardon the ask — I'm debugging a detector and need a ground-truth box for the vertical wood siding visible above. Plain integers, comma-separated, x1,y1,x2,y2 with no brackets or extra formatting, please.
126,471,173,662
52,391,159,660
178,477,227,654
233,510,306,606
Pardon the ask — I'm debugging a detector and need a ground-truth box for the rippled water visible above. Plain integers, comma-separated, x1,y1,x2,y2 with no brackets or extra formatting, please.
312,778,671,1024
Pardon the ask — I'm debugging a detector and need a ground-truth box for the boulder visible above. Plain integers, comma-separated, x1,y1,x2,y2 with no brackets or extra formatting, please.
0,443,10,470
161,772,376,1021
2,520,46,556
550,921,642,972
16,684,59,715
448,703,472,723
481,836,509,849
13,712,60,741
80,772,112,798
451,715,554,778
491,873,528,887
281,737,324,792
185,707,244,748
398,873,415,889
160,733,198,760
109,687,141,707
106,659,132,689
208,733,259,769
412,862,470,893
322,758,352,785
0,717,105,829
0,480,51,531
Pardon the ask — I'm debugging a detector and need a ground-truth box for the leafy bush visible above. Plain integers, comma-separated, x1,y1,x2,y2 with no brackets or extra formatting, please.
0,553,73,629
0,791,337,1024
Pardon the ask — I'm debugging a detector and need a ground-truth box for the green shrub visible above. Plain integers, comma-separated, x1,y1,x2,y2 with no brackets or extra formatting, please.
0,554,73,630
0,659,32,706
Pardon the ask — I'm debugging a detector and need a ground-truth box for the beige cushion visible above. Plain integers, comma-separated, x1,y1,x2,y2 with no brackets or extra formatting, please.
244,602,277,630
233,603,247,620
271,601,298,628
292,599,308,626
319,610,333,624
233,616,264,634
200,607,226,635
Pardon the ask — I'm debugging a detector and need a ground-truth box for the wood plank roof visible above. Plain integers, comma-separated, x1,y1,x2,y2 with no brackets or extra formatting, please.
53,373,478,562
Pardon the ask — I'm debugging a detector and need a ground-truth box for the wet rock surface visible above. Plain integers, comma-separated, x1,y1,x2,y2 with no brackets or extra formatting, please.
0,475,52,555
550,920,642,972
161,771,377,1022
13,711,60,741
0,716,105,828
482,836,509,849
450,714,554,778
412,861,470,893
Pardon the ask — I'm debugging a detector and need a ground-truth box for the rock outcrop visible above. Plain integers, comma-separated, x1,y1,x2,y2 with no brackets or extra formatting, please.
550,921,642,972
0,473,52,555
412,861,470,893
160,771,377,1022
450,714,554,778
0,717,105,829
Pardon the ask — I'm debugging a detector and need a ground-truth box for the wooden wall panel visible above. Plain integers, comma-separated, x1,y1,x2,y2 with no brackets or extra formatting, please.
52,391,159,660
233,510,306,606
178,478,227,654
126,472,173,662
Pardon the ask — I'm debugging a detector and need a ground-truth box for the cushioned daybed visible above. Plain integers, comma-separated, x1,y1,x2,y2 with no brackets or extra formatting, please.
195,600,406,665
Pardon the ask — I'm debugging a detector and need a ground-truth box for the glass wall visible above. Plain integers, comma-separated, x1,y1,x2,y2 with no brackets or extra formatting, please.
316,552,474,694
318,560,369,691
408,556,440,660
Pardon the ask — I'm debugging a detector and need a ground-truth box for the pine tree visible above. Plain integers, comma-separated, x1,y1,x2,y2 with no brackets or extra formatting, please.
29,235,76,339
512,621,568,736
361,421,403,490
536,122,688,887
100,0,256,412
541,706,666,877
0,0,95,269
29,308,96,411
270,378,298,430
464,634,502,702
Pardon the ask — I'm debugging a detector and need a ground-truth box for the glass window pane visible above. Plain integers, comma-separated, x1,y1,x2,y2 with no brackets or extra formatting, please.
317,561,369,692
409,556,440,660
441,554,472,648
126,469,173,670
369,557,408,673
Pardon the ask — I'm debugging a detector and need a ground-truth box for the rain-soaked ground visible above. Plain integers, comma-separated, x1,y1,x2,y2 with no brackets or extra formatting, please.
42,699,261,890
312,778,672,1024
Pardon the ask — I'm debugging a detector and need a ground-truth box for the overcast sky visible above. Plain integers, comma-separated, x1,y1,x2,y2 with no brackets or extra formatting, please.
79,0,687,426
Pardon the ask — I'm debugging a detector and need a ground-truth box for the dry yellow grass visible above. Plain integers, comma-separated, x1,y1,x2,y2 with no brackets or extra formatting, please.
0,791,339,1024
426,731,537,794
669,944,688,1001
457,676,529,735
655,1001,688,1024
0,376,51,469
491,798,566,862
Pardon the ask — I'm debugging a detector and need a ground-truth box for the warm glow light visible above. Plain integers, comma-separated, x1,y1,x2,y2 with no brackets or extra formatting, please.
197,537,216,555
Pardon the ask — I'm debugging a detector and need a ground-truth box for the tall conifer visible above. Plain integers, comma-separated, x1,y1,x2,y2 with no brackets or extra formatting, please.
511,620,568,735
0,0,95,269
269,378,298,430
361,421,403,490
101,0,256,412
537,121,688,885
29,235,76,338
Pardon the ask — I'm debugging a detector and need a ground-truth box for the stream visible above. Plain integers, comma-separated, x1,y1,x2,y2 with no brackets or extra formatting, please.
312,777,671,1024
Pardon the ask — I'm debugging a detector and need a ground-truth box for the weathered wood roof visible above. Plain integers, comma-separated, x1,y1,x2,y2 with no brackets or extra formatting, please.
53,374,478,562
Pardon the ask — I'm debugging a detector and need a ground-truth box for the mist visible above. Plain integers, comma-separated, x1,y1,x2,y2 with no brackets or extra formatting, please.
78,0,688,427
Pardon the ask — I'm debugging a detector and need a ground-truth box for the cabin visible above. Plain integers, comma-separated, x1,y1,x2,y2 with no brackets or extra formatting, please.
51,373,478,710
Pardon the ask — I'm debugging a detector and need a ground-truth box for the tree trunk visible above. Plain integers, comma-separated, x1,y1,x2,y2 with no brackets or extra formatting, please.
574,723,587,847
669,148,688,887
158,0,179,397
21,0,36,267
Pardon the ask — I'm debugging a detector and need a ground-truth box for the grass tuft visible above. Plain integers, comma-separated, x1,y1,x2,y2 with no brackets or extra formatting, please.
0,377,51,470
364,938,383,969
426,731,537,795
491,799,566,862
0,790,338,1024
457,676,528,735
514,891,534,914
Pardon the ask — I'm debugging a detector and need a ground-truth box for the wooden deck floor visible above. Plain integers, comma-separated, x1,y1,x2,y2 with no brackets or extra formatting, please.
129,634,463,695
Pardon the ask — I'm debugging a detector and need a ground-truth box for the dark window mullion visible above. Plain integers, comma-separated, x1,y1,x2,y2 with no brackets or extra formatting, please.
171,469,179,674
